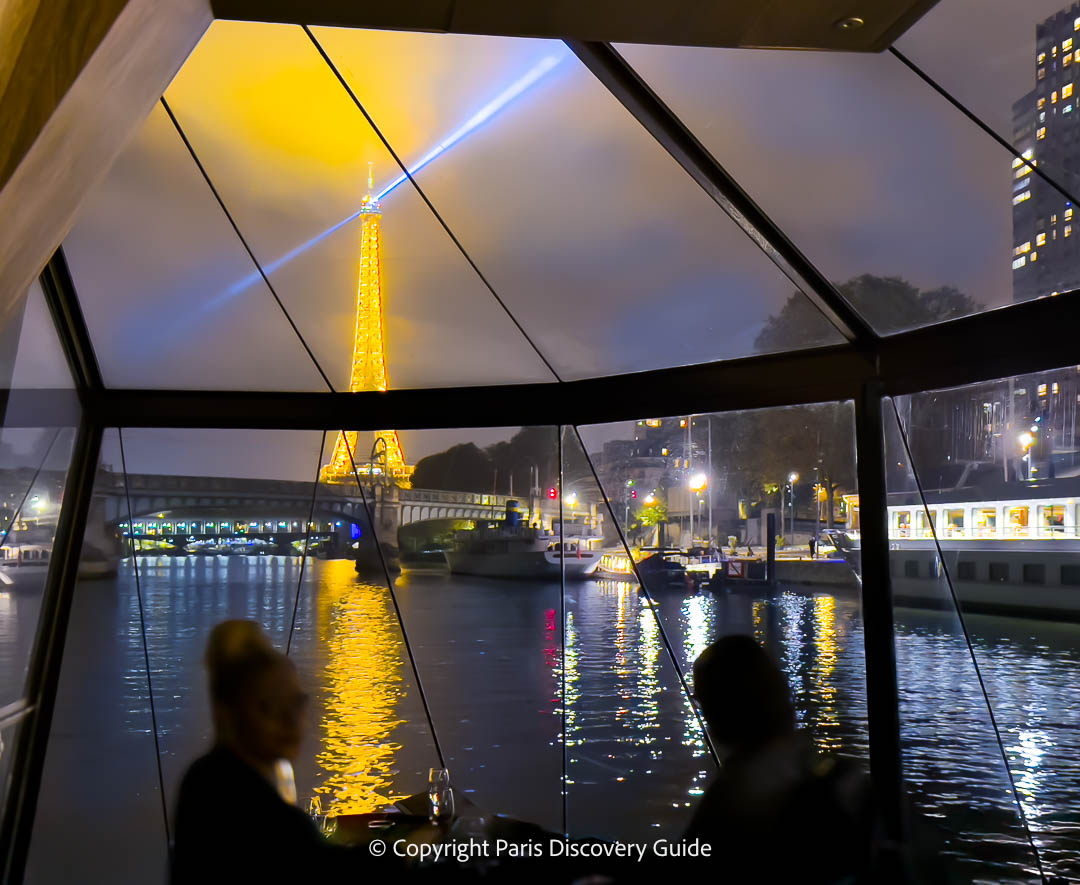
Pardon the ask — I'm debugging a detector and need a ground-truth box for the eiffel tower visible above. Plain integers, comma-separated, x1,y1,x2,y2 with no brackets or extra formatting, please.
321,166,410,485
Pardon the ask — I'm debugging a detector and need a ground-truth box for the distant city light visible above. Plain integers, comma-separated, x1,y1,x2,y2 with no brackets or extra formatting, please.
689,473,707,491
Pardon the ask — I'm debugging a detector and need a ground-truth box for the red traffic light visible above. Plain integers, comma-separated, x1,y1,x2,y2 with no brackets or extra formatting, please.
548,487,558,499
631,490,637,498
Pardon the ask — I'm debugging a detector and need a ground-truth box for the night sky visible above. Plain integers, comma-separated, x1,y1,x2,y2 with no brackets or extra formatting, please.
20,4,1073,476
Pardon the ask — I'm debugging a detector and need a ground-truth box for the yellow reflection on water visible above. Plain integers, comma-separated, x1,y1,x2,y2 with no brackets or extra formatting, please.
752,599,765,644
810,595,841,752
313,561,408,813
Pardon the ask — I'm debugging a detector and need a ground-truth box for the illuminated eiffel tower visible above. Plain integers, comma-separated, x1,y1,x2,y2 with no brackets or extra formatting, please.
322,166,411,485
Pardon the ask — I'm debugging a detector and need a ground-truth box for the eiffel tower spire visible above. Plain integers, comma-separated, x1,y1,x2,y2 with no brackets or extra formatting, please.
322,164,410,485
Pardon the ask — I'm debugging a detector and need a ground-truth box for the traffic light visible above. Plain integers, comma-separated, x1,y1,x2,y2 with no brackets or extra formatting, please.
548,487,558,499
631,490,637,499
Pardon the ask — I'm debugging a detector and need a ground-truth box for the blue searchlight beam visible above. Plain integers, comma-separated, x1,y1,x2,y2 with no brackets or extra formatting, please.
223,51,567,298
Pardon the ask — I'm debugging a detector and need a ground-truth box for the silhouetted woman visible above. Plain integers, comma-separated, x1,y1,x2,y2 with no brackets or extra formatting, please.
170,620,357,883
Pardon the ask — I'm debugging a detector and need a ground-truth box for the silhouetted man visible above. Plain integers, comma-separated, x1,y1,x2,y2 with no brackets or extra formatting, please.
684,635,873,883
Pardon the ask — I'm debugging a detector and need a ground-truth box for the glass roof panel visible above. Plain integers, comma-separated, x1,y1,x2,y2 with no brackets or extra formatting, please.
12,281,72,389
159,20,556,391
63,104,327,391
897,0,1080,303
618,43,1022,335
306,26,843,379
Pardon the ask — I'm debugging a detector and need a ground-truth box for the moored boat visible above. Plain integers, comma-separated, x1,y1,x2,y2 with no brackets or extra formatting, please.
445,501,599,580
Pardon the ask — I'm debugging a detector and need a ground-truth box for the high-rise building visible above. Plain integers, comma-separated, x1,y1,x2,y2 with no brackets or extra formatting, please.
1012,3,1080,302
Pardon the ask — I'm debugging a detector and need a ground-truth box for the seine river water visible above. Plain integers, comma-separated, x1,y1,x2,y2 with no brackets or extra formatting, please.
7,556,1079,882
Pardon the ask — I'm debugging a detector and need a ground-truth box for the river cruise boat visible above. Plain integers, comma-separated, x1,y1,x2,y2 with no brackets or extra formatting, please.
829,485,1080,619
445,502,600,580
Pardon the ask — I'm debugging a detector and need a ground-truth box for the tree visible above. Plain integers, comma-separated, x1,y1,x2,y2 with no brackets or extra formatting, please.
754,274,983,352
485,426,559,497
410,443,493,493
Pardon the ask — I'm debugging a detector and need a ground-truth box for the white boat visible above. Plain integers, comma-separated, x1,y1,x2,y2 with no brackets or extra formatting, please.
445,502,600,580
825,488,1080,618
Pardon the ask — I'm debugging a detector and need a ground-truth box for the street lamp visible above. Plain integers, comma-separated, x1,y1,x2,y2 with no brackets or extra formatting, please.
1020,430,1036,479
688,473,707,547
786,472,799,544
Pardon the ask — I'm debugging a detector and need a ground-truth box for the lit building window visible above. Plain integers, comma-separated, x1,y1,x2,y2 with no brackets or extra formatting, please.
1066,38,1074,51
1015,177,1031,190
1032,251,1039,261
1067,208,1074,221
1013,256,1027,269
1065,83,1075,98
1066,104,1075,114
1053,382,1060,394
1053,91,1059,103
1040,111,1047,122
1038,127,1048,140
1067,54,1074,67
1012,156,1023,169
1014,191,1032,205
1041,50,1049,63
1066,225,1073,237
1075,50,1080,62
1019,241,1032,253
1075,15,1080,29
1053,214,1059,224
1039,67,1047,80
1024,147,1035,160
1037,232,1047,245
1054,45,1059,57
1039,96,1047,108
1039,383,1048,396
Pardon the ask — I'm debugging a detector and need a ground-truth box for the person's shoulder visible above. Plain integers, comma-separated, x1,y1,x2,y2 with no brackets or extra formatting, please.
178,745,253,801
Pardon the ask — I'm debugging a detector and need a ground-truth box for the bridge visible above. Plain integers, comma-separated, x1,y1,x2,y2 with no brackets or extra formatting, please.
0,468,602,563
84,471,593,556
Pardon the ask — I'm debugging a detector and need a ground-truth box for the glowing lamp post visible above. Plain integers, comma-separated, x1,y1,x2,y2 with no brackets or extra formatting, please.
688,473,707,545
786,472,799,544
1020,430,1036,479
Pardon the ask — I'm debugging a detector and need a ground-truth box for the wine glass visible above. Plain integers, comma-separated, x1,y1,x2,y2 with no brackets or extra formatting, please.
321,813,338,839
307,795,325,831
428,767,454,823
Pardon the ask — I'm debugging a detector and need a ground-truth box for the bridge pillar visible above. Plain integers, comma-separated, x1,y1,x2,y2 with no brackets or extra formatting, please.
79,494,123,576
370,484,402,542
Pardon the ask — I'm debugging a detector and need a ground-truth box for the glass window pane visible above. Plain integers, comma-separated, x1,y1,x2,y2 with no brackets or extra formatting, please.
391,427,565,830
0,281,78,708
62,104,328,391
885,386,1071,879
158,21,557,390
619,43,1020,335
28,432,166,882
309,25,843,378
578,402,870,855
899,1,1080,306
